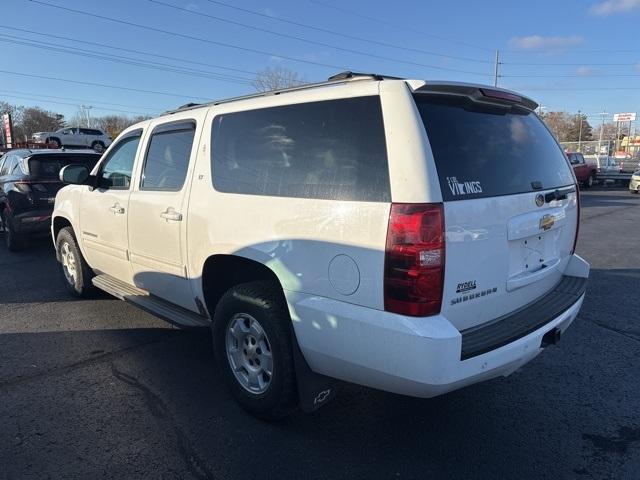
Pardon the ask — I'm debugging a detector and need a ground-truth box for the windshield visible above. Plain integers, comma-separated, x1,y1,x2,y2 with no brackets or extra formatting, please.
414,94,575,201
27,154,101,179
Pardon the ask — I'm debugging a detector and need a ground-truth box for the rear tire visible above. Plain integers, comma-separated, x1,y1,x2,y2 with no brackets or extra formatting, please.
2,209,25,252
56,227,95,297
584,173,595,188
212,281,297,420
91,141,105,153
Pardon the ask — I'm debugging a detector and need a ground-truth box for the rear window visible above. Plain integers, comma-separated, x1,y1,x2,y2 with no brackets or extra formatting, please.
27,154,101,179
414,94,574,201
211,96,390,202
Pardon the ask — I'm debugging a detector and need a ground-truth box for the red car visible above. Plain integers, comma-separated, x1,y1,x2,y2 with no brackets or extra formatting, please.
567,152,597,188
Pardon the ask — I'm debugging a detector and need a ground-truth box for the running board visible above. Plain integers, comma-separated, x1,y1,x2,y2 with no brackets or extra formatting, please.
92,274,209,328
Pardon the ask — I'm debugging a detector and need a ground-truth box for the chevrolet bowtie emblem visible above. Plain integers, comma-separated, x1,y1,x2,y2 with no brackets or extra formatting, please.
539,214,555,231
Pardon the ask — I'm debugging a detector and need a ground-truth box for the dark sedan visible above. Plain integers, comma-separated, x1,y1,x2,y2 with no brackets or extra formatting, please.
0,149,101,250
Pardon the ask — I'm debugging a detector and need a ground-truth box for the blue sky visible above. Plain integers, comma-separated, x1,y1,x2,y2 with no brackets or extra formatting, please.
2,0,640,124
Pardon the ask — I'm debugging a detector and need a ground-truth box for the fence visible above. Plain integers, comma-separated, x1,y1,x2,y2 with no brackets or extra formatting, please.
559,140,615,156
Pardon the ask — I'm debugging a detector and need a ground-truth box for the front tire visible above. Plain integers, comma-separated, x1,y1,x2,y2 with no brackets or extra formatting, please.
212,281,297,420
47,137,61,149
56,227,95,297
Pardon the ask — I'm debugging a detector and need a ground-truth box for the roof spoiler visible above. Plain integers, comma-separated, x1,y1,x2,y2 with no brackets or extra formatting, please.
414,82,538,111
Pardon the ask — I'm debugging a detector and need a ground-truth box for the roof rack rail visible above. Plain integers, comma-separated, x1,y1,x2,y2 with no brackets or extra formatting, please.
164,71,404,115
327,71,404,81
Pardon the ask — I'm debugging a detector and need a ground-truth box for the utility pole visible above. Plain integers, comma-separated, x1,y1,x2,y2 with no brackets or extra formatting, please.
79,105,93,128
597,111,608,165
493,50,500,87
577,110,583,152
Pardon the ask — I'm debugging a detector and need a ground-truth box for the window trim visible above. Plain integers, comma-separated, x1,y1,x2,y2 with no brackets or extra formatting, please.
139,119,196,192
96,129,143,191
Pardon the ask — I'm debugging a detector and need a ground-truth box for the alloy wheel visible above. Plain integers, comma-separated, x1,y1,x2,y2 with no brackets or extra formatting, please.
60,242,77,286
225,313,274,394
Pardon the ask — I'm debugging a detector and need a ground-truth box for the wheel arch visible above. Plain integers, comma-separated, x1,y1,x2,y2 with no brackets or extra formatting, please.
52,215,78,261
201,254,287,318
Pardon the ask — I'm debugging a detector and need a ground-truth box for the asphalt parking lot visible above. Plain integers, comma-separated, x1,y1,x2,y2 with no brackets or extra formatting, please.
1,187,639,480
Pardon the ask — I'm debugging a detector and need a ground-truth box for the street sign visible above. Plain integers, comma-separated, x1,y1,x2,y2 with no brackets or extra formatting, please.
2,113,13,148
613,112,636,122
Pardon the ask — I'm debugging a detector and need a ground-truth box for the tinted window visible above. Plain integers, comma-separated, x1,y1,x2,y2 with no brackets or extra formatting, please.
141,122,195,191
1,156,16,176
414,95,574,201
211,97,390,202
567,153,584,165
0,155,12,176
99,134,141,189
27,154,101,179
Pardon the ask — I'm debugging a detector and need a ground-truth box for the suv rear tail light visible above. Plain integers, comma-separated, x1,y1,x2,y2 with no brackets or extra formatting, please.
384,203,445,317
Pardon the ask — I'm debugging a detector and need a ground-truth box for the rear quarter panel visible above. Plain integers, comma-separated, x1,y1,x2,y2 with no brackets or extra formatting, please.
186,82,393,310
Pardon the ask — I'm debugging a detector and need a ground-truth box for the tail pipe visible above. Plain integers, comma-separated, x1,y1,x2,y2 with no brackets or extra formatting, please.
541,327,562,348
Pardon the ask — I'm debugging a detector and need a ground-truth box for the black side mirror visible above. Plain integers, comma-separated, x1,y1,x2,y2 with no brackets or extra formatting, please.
60,164,90,184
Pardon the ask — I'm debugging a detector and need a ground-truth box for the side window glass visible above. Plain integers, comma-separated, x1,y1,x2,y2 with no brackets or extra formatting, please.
0,156,9,176
210,97,390,202
98,134,141,190
3,157,17,175
141,122,195,191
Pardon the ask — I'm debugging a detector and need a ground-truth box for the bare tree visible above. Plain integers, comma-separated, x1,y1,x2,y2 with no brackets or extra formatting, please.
13,107,65,140
539,111,593,142
252,66,306,92
94,114,151,139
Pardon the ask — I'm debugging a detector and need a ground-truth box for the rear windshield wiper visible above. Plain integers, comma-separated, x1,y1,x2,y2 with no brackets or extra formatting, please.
544,186,575,203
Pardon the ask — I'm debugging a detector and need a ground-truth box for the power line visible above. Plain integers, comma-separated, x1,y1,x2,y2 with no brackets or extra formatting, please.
0,25,258,77
0,33,254,84
30,0,489,77
149,0,490,76
201,0,493,64
0,92,153,116
0,88,159,111
0,69,215,101
503,73,640,78
503,61,640,67
308,0,495,52
508,86,640,91
27,0,350,71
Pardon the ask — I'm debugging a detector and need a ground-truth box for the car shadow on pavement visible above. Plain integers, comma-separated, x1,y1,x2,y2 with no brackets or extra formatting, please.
1,268,638,479
0,235,113,305
580,193,640,208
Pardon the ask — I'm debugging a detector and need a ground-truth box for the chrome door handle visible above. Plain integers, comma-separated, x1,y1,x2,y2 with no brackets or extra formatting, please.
109,204,125,214
160,209,182,221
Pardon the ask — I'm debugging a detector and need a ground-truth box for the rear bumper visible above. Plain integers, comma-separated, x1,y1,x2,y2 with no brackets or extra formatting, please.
288,254,589,398
10,210,52,234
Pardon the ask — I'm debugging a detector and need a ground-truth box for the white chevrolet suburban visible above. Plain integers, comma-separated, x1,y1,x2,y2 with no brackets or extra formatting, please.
52,72,589,419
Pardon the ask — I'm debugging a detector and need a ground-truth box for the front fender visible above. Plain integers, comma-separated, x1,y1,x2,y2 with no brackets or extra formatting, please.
51,185,84,253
